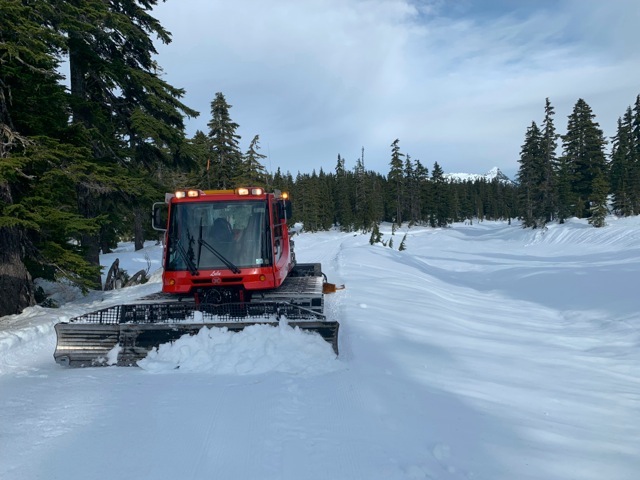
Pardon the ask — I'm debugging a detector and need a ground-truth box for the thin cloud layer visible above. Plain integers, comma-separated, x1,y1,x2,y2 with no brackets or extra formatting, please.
152,0,640,177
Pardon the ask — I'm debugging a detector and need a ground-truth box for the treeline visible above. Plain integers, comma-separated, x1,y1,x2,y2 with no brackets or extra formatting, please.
517,96,640,229
268,148,516,232
285,95,640,233
1,1,639,317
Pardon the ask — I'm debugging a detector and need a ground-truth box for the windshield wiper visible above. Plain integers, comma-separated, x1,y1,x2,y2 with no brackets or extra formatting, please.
197,221,203,268
171,236,199,276
198,232,241,274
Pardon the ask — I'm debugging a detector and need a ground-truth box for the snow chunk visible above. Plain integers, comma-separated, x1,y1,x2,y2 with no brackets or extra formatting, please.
137,322,340,375
106,344,121,366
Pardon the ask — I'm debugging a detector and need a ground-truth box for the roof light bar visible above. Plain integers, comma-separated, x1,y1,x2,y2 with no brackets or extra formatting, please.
174,189,202,199
236,187,265,196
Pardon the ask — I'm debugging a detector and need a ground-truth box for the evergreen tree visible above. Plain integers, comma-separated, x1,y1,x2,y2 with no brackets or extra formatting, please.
388,139,405,225
56,0,197,275
238,134,267,185
517,99,559,228
413,159,429,223
0,0,103,314
207,92,243,189
516,121,544,227
561,99,608,218
315,168,333,230
185,130,214,188
631,95,640,213
404,156,421,225
334,154,354,230
353,149,375,231
610,110,634,216
430,161,449,227
369,172,387,226
369,222,382,244
398,233,407,251
588,173,609,227
555,153,573,223
539,98,558,223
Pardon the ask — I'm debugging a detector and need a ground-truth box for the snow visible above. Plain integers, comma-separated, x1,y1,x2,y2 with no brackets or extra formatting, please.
444,166,510,183
2,218,640,480
138,320,341,375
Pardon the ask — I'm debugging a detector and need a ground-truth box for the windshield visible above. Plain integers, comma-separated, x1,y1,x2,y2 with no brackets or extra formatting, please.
166,200,269,271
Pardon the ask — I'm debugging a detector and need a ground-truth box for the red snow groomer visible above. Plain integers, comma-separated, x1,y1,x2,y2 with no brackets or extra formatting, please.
54,188,341,367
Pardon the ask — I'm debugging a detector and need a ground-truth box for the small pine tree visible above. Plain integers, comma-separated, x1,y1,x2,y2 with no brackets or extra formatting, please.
588,174,609,227
369,222,382,245
388,238,394,249
398,234,407,251
238,134,267,185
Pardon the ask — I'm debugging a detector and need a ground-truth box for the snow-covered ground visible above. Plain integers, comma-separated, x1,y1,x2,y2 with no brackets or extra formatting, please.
1,218,639,480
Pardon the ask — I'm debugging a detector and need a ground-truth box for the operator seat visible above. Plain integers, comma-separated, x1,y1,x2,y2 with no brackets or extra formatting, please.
212,218,233,243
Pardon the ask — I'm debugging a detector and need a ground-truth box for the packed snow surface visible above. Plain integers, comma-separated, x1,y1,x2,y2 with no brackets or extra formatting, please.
1,218,640,480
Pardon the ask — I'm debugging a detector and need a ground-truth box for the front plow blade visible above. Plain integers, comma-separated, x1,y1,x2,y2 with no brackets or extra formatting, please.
54,302,339,367
54,321,339,367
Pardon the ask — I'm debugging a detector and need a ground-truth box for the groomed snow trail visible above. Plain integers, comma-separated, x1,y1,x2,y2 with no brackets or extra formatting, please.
1,220,640,480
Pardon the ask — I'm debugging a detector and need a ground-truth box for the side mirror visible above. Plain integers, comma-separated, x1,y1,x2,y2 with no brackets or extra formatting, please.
152,202,168,231
283,200,292,220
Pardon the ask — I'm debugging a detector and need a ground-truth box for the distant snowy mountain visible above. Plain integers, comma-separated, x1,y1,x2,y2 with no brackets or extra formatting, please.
445,166,513,184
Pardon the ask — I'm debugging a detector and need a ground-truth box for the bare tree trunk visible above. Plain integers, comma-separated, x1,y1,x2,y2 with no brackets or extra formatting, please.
77,184,103,288
0,182,35,317
133,206,145,251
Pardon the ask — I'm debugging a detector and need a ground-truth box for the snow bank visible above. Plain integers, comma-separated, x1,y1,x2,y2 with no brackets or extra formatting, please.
138,319,341,375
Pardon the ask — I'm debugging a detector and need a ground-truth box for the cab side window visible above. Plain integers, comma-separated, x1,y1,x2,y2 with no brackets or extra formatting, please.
272,201,284,261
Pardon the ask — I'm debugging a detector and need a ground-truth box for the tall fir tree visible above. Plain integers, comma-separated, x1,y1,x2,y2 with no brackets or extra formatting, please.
609,109,634,216
560,98,608,219
334,154,354,230
207,92,243,189
539,98,558,223
516,121,544,228
413,159,429,223
354,148,374,231
57,0,197,276
0,0,104,314
388,139,405,225
631,95,640,213
430,161,449,227
404,156,421,225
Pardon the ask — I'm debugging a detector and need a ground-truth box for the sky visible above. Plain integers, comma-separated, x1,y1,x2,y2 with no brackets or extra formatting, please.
2,217,640,479
149,0,640,179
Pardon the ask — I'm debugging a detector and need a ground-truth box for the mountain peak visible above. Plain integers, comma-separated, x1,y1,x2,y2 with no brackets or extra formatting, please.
444,167,513,184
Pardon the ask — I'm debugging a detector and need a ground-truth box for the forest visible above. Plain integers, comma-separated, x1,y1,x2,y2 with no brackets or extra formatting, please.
1,0,640,317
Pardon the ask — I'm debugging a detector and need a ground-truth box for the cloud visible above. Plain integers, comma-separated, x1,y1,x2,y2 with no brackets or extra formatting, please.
152,0,640,178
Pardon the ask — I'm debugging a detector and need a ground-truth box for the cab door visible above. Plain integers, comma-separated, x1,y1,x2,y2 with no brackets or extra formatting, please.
270,198,291,286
